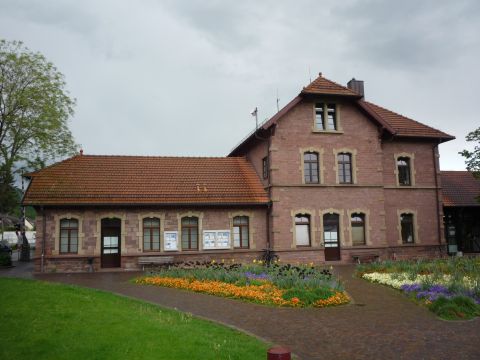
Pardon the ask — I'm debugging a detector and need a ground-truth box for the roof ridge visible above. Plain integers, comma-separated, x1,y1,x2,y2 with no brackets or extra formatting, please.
78,154,238,159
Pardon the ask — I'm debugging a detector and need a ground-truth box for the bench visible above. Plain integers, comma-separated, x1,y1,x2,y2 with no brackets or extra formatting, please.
138,256,174,270
351,253,380,264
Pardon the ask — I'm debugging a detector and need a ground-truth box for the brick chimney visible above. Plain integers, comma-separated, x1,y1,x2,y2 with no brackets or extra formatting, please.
347,78,364,98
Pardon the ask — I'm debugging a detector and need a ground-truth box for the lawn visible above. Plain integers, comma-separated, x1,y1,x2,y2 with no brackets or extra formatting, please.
0,277,268,360
136,261,349,307
357,257,480,320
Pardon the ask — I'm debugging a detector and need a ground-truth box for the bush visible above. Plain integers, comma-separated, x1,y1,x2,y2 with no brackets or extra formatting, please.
0,253,12,267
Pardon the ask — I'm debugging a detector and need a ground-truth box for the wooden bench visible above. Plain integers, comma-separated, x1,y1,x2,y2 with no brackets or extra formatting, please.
138,256,174,270
351,253,380,264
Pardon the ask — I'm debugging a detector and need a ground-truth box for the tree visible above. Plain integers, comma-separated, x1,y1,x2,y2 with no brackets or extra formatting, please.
459,127,480,178
0,39,77,213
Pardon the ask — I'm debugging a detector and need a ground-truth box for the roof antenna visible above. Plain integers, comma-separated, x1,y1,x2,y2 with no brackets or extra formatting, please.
276,88,280,113
308,66,312,83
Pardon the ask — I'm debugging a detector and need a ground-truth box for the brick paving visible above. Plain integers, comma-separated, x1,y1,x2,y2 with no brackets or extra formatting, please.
3,264,479,359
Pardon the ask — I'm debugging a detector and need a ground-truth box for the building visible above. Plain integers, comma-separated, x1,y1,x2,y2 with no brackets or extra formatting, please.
442,171,480,254
23,74,459,272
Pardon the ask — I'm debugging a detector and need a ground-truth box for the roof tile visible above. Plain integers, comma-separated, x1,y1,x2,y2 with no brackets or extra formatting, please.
441,171,480,207
23,155,269,206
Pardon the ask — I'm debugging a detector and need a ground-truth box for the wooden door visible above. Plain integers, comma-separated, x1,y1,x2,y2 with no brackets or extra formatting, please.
101,218,121,268
324,213,341,261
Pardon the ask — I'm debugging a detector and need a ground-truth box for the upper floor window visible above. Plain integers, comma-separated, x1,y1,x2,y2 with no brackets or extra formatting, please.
60,218,78,254
233,216,249,248
143,217,160,251
397,157,411,186
315,103,337,131
400,213,415,244
337,153,352,184
351,213,366,246
295,214,311,246
262,156,269,179
181,217,199,250
304,152,319,183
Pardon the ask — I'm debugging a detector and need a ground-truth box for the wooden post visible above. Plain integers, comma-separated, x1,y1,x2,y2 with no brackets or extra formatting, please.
267,346,291,360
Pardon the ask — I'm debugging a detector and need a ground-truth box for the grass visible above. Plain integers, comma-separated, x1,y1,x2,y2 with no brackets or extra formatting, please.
0,277,268,360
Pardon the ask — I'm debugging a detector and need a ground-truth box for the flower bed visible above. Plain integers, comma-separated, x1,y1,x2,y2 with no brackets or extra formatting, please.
359,258,480,320
135,261,349,308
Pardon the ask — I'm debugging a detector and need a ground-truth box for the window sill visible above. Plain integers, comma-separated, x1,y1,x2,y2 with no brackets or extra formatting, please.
311,129,344,134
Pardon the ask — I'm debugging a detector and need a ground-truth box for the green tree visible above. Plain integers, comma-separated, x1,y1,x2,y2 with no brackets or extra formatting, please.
0,39,77,213
459,127,480,178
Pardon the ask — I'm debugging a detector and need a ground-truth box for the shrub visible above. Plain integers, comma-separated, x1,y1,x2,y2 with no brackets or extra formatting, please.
0,253,12,267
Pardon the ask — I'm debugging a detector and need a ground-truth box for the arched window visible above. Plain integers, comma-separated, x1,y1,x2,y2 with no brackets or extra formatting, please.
233,216,249,248
337,153,352,184
304,152,319,184
401,213,415,243
295,214,311,246
143,217,160,251
351,213,366,246
60,218,78,254
181,217,199,250
397,157,411,186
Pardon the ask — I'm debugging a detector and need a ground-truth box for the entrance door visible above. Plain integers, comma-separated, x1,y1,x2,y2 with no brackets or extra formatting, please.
101,218,121,268
324,213,341,261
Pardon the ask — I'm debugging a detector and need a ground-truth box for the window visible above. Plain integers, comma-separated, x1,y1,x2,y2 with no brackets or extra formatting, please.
262,156,269,179
401,213,415,244
295,214,311,246
315,103,337,131
233,216,249,248
351,213,366,246
60,218,78,254
181,217,199,250
304,152,319,183
143,217,160,251
397,157,411,186
337,153,352,184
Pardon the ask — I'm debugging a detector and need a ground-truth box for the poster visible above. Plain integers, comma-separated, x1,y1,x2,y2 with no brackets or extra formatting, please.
164,231,178,251
202,230,231,249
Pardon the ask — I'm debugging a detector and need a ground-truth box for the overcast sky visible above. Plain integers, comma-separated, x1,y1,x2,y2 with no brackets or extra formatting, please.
1,0,479,170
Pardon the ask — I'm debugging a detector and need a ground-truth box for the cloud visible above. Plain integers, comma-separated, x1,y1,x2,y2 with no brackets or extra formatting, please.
0,0,477,169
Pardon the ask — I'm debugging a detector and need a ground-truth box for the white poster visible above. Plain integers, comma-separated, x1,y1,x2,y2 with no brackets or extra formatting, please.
203,231,217,249
203,230,231,250
164,231,178,251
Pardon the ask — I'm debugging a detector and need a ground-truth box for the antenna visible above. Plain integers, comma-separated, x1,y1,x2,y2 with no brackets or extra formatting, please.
250,107,258,131
308,66,312,83
276,88,280,112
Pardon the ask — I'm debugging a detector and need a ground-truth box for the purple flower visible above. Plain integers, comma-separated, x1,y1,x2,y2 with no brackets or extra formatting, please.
244,272,270,281
401,283,422,293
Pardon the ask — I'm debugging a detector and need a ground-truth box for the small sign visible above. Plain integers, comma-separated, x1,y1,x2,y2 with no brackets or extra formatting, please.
164,231,178,251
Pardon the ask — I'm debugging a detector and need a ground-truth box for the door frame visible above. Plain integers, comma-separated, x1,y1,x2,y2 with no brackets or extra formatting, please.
323,213,341,261
101,218,121,268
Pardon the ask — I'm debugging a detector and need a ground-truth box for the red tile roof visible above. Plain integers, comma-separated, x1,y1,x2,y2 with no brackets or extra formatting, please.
360,101,454,141
441,171,480,207
301,75,361,97
23,155,269,206
229,74,454,155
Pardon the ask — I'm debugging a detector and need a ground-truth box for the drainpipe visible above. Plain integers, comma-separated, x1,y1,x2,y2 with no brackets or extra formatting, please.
432,142,443,251
41,206,46,273
266,129,273,249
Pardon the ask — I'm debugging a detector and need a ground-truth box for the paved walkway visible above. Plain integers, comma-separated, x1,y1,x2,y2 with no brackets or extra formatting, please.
2,263,479,359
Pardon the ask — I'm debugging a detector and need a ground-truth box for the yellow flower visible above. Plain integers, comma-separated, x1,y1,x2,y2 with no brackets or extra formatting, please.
258,260,263,265
221,259,225,263
211,259,216,264
253,259,256,263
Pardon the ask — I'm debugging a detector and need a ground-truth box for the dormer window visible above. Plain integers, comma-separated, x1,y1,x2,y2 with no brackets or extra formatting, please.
315,103,338,131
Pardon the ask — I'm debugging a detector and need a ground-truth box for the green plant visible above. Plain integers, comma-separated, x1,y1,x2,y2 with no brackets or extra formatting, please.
0,252,12,266
282,287,335,306
428,296,480,320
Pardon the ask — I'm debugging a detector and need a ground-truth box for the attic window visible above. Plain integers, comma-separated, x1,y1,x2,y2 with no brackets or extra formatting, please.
315,103,338,131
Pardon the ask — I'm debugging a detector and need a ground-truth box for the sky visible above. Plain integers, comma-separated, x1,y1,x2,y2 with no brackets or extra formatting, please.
1,0,479,170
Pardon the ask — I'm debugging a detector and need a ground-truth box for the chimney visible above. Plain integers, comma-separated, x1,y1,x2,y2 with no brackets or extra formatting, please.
347,78,364,98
